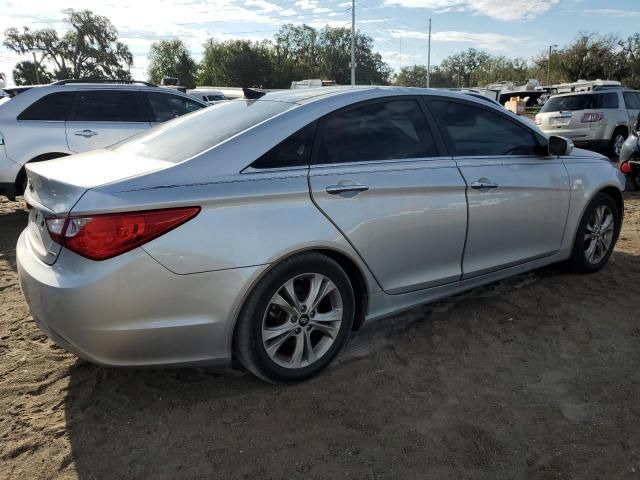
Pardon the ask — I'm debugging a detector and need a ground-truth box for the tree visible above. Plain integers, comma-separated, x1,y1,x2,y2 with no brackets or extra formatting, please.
3,9,133,80
198,39,274,87
316,27,391,85
12,61,52,85
147,39,197,88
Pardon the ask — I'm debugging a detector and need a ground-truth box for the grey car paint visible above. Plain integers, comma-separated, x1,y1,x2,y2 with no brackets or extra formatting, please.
17,87,626,367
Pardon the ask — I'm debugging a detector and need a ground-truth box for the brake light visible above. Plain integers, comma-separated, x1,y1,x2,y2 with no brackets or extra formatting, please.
620,161,632,174
46,207,200,260
580,112,605,123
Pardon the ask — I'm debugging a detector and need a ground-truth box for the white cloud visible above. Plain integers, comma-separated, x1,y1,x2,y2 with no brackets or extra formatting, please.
390,29,530,52
383,0,560,21
295,0,318,10
582,8,640,18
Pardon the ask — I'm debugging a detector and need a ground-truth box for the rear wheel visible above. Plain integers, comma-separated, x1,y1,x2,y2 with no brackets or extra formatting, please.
610,128,627,158
234,253,355,383
569,193,620,273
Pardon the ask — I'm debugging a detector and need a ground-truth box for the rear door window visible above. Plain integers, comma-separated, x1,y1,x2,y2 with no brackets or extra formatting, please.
71,90,146,122
431,100,540,156
316,99,439,164
623,92,640,109
17,92,74,121
594,92,619,109
145,92,204,122
251,122,316,169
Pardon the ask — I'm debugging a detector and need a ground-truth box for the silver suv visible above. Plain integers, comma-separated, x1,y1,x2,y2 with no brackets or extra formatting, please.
535,88,640,157
0,80,207,200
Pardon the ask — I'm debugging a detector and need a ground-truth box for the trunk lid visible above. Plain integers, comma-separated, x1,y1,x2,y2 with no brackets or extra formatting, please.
24,149,173,265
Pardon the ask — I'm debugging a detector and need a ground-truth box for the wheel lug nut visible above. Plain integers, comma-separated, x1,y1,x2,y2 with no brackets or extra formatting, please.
291,316,297,323
295,327,301,334
301,305,307,312
307,325,312,331
310,310,316,317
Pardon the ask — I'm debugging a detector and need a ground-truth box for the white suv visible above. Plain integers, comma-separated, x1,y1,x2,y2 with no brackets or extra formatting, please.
0,80,207,200
535,88,640,157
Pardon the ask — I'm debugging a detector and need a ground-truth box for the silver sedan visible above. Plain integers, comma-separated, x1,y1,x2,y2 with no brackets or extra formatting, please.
17,87,625,383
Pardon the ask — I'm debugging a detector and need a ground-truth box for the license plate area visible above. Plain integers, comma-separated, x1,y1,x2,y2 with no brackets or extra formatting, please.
26,207,62,264
551,116,571,126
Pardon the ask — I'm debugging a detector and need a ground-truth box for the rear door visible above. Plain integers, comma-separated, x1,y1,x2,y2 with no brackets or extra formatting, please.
308,97,468,294
429,98,570,278
65,89,150,152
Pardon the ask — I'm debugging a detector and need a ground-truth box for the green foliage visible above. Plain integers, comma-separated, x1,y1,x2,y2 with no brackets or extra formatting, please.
3,9,132,81
198,24,391,88
12,61,53,85
198,39,274,87
147,39,198,89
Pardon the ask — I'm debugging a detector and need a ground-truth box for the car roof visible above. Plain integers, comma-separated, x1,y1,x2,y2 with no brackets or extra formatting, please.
259,86,479,105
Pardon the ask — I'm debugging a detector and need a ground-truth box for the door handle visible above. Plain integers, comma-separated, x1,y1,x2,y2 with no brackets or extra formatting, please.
74,129,98,138
326,183,369,195
470,180,498,190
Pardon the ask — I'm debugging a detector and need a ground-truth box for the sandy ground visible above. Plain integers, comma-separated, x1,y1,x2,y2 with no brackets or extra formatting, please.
1,193,639,480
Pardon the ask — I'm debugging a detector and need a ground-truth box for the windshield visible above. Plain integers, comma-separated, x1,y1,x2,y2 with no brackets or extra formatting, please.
542,92,619,112
113,99,296,162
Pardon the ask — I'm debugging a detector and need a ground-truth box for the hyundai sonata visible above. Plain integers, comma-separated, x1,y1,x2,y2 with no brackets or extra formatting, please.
17,87,625,383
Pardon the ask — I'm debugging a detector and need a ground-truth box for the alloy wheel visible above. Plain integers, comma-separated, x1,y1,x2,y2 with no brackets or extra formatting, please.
583,204,615,265
613,134,626,156
261,273,343,369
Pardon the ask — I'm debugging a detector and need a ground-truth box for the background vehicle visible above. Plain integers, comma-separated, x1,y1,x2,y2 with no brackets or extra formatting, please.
17,87,625,383
535,87,640,157
620,116,640,191
186,88,229,104
0,79,207,200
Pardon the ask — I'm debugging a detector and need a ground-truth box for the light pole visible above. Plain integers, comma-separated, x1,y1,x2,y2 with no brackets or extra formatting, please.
350,0,356,86
547,44,558,87
426,17,432,87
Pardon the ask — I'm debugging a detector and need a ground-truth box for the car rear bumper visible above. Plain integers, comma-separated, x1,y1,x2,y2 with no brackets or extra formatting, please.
17,230,267,367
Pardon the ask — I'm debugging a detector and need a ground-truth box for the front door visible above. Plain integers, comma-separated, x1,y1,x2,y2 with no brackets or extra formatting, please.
66,90,150,152
429,98,571,278
309,98,468,294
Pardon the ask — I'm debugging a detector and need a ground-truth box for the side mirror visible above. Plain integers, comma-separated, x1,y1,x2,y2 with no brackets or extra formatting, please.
548,135,574,156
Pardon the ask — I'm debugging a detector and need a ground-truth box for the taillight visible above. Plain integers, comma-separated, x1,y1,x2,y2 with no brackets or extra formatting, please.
45,207,200,261
620,161,632,174
580,112,605,123
534,114,541,126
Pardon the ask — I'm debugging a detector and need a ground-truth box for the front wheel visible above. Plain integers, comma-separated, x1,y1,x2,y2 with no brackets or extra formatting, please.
234,253,355,383
569,193,621,273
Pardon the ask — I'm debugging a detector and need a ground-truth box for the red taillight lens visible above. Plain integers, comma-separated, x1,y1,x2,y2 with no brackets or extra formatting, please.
620,161,632,174
46,207,200,261
580,112,605,123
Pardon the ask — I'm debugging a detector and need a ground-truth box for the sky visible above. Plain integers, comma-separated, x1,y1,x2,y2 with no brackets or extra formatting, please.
0,0,638,85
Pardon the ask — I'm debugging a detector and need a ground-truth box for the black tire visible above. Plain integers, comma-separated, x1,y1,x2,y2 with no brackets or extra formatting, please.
569,193,621,273
610,128,628,159
625,174,638,192
234,252,355,384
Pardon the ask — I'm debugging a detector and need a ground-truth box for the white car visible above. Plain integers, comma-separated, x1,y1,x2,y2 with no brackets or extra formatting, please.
535,88,640,157
0,80,207,200
186,88,229,104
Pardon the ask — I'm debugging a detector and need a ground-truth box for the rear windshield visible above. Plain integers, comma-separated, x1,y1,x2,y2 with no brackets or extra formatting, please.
541,92,619,112
113,99,295,162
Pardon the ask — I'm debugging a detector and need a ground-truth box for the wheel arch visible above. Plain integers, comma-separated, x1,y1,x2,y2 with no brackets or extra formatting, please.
229,246,371,356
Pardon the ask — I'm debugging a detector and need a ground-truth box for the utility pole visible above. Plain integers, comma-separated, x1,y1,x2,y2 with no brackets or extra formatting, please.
32,51,39,85
399,39,402,71
351,0,356,86
426,18,432,88
547,44,557,87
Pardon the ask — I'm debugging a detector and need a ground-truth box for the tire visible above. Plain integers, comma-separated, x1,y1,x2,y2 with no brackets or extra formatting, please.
234,252,355,384
610,128,627,159
625,173,638,192
569,193,621,273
